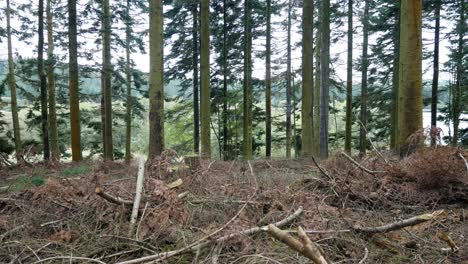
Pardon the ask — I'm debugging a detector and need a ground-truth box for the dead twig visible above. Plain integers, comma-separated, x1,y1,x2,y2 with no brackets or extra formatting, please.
32,256,106,264
358,247,369,264
341,152,385,175
311,156,333,181
458,153,468,172
354,210,446,233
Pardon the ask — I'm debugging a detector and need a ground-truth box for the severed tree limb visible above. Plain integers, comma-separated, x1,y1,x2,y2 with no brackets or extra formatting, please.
95,186,133,206
353,210,446,234
341,152,385,175
268,225,328,264
128,156,146,237
459,153,468,172
115,207,303,264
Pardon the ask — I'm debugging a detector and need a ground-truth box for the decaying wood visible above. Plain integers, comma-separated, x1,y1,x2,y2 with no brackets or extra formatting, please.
267,225,328,264
115,206,303,264
128,156,146,237
353,210,445,233
341,151,385,174
95,187,133,206
167,178,183,189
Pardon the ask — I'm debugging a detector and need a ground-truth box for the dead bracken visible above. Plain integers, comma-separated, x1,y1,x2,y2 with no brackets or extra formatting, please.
0,147,467,263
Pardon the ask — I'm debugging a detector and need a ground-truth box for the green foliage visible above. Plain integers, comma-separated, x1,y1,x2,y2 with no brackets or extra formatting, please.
8,175,46,192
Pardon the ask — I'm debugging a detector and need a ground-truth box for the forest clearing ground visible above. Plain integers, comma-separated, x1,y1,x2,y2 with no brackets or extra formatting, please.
0,147,467,263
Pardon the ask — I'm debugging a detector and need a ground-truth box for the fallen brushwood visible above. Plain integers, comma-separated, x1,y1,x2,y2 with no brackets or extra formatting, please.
268,225,328,264
95,186,134,206
340,151,385,174
115,206,304,264
353,209,446,234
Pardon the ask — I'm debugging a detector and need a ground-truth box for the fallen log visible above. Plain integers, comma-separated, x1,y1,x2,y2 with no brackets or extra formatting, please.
95,187,133,206
115,206,303,264
267,225,328,264
128,156,146,237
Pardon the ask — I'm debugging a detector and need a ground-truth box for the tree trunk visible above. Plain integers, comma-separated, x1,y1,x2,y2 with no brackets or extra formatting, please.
200,0,211,159
452,0,465,146
192,1,200,154
243,0,253,160
125,0,132,162
102,0,113,160
68,0,82,161
6,0,22,160
319,0,330,160
430,0,440,146
222,0,229,160
345,0,353,154
47,0,59,162
148,0,165,159
398,0,423,154
313,21,320,158
286,0,292,158
38,0,49,161
390,3,400,150
302,0,314,158
265,0,272,158
359,0,369,156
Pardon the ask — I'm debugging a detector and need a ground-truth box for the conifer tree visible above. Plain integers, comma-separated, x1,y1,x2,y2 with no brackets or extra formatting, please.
200,0,211,159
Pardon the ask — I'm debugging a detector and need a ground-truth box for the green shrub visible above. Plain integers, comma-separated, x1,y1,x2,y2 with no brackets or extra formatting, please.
61,164,92,177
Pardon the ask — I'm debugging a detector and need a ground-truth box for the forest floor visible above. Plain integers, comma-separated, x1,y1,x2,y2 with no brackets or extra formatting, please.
0,147,467,264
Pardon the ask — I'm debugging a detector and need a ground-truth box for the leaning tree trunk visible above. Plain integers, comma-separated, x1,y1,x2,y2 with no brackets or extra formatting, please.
47,0,59,162
319,0,330,160
398,0,423,155
345,0,353,154
359,0,369,156
192,1,200,154
302,0,314,158
68,0,82,161
265,0,272,158
38,0,50,161
286,0,292,158
243,0,253,160
200,0,211,159
148,0,165,159
125,0,132,162
6,0,22,160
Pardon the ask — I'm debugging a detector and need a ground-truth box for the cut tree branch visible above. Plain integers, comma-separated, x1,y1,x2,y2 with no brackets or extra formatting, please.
267,225,328,264
341,151,385,174
95,186,133,206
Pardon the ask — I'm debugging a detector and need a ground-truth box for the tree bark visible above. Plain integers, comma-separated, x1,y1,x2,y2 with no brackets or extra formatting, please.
319,0,330,160
265,0,272,159
430,0,440,146
192,1,200,154
302,0,314,158
286,0,292,158
102,0,113,160
148,0,165,159
345,0,353,154
6,0,22,160
38,0,50,161
222,0,229,160
390,3,400,150
313,19,320,158
125,0,132,162
68,0,82,161
359,0,369,156
452,0,465,146
200,0,211,159
47,0,59,162
243,0,253,160
398,0,423,154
